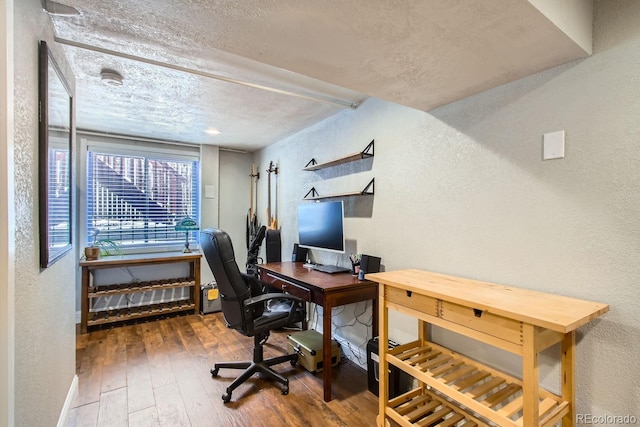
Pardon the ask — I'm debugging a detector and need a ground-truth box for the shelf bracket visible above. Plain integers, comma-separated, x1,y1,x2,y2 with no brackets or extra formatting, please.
304,158,317,168
361,178,375,195
360,139,374,159
303,187,319,199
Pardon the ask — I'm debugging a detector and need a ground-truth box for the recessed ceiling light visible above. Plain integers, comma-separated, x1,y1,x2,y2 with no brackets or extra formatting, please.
205,128,222,135
42,0,80,16
100,69,124,86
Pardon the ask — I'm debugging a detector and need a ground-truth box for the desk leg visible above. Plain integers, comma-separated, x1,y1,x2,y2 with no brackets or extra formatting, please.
372,296,379,338
562,331,576,427
323,299,333,402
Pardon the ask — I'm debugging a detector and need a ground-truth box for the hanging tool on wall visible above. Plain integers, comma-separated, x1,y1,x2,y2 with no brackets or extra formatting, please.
246,164,260,249
274,162,280,230
266,161,279,230
265,161,281,262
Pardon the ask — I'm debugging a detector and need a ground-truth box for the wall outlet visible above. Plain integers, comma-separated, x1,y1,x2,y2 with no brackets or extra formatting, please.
204,185,216,198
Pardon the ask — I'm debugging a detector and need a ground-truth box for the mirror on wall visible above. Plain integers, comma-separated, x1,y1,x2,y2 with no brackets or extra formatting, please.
39,40,73,269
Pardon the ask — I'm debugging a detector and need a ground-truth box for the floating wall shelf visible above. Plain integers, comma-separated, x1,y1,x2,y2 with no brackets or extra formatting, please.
303,178,374,200
303,140,374,171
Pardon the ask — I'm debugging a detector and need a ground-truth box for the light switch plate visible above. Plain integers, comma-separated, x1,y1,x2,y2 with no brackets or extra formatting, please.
204,185,216,199
543,130,565,160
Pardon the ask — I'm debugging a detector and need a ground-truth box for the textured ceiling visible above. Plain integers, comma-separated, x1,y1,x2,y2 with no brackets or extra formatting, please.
49,0,590,151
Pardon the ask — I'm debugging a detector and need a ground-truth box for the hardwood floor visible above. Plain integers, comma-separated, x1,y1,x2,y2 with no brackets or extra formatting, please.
68,313,379,427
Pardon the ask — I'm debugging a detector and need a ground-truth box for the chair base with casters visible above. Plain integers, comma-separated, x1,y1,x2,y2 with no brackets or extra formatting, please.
211,332,298,403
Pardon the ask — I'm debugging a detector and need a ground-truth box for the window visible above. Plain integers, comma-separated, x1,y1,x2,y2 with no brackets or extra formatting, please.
47,135,71,249
84,140,200,251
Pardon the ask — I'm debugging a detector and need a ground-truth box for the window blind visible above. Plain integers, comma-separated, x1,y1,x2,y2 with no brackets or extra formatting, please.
86,147,200,249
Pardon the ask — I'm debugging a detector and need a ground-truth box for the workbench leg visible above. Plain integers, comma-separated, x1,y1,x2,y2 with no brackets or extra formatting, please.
418,319,428,395
81,267,89,334
192,259,201,315
377,284,388,427
562,331,576,427
522,323,540,426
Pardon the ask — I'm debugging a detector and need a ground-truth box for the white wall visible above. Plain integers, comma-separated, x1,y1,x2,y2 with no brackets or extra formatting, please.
200,144,220,285
218,150,254,271
254,117,376,364
529,0,593,55
1,0,15,425
200,145,220,231
256,0,640,415
13,1,77,425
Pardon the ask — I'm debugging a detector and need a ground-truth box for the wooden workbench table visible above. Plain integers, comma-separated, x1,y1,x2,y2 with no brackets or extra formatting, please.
368,269,609,427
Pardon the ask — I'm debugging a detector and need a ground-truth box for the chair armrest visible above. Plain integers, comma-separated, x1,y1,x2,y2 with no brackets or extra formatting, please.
244,292,304,308
244,292,306,334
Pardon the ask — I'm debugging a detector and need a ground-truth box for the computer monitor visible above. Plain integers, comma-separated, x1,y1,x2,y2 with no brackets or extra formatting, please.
297,200,345,253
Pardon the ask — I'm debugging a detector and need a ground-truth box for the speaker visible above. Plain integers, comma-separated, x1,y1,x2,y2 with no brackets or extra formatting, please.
360,254,381,274
292,243,308,262
265,229,282,263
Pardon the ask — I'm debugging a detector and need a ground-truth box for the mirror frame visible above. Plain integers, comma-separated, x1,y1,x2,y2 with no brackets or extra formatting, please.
39,40,73,269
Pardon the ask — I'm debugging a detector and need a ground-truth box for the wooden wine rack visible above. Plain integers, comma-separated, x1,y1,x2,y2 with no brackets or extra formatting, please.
88,278,195,297
80,252,201,333
387,341,567,426
87,300,195,327
368,269,609,427
387,386,485,427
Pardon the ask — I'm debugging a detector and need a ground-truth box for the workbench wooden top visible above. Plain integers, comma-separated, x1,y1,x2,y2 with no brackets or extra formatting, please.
367,269,609,333
79,251,201,267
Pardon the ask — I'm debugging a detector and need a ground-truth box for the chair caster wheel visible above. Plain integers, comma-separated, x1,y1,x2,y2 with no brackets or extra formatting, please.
222,392,231,403
282,387,289,395
290,359,297,367
211,368,219,377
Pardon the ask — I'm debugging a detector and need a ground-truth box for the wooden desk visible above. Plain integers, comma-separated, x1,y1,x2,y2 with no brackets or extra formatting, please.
368,269,609,427
258,261,378,402
80,252,201,333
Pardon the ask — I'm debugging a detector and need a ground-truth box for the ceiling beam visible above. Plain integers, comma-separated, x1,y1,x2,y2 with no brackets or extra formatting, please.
54,36,360,109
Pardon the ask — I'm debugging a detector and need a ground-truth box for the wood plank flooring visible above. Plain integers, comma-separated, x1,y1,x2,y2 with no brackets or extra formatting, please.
68,313,379,427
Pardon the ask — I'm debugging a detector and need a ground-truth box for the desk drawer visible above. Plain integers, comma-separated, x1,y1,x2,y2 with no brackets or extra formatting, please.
262,272,311,302
440,301,522,344
385,287,438,317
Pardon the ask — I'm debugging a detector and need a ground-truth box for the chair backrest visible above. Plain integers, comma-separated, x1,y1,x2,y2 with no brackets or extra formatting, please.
200,228,253,331
246,225,266,276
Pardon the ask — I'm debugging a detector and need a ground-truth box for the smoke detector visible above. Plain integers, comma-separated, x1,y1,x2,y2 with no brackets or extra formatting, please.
100,69,124,87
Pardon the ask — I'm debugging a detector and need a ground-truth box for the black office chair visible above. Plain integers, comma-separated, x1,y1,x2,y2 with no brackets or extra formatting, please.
200,228,306,403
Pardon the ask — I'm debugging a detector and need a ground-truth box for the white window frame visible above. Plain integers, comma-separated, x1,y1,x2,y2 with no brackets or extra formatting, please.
78,133,202,255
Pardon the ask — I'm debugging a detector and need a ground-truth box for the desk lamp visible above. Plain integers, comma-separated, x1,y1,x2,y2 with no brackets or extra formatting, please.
175,217,199,253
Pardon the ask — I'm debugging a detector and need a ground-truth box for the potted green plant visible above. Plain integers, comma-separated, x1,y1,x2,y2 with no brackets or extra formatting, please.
84,228,123,260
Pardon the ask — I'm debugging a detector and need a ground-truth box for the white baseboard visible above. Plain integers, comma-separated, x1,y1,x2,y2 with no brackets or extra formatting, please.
57,375,78,427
